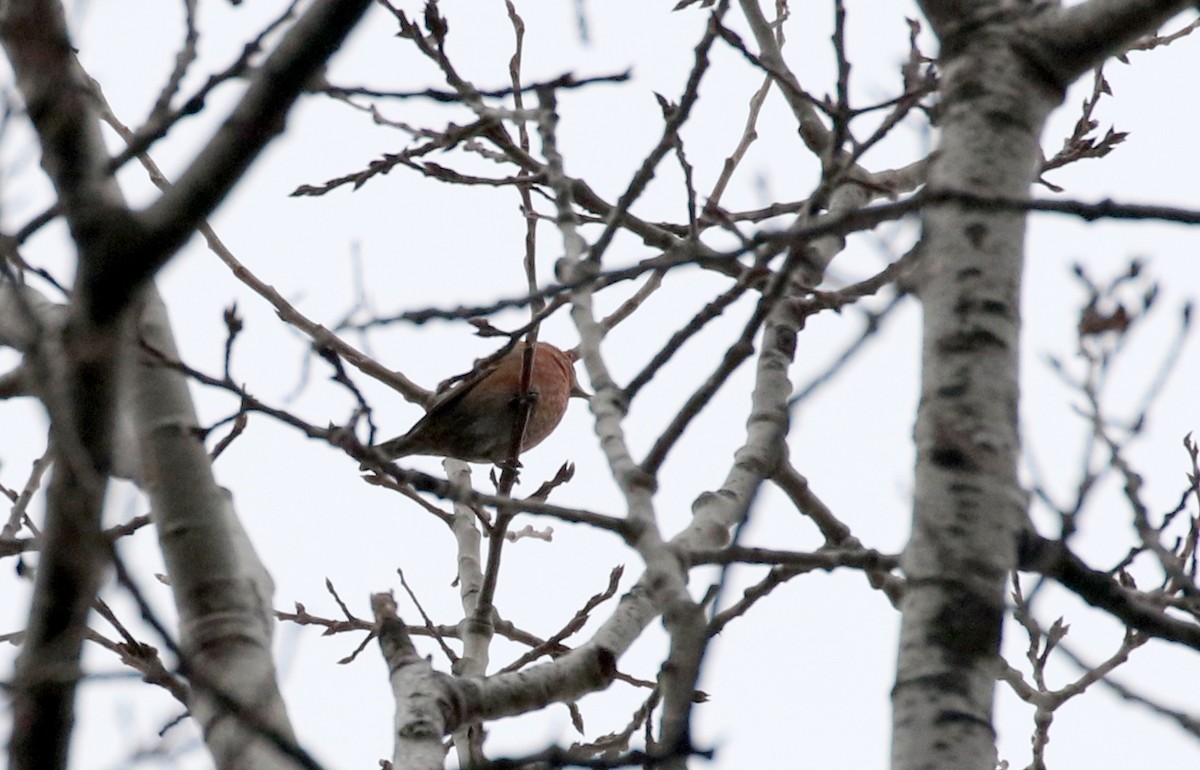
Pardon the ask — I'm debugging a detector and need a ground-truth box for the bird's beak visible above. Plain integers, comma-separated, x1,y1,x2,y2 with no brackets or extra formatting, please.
570,381,592,400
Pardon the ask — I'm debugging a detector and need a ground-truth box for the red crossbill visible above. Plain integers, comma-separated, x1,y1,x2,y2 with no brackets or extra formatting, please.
374,342,589,464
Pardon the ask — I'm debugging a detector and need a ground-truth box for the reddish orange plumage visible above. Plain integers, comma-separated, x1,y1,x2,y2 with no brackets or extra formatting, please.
375,342,588,464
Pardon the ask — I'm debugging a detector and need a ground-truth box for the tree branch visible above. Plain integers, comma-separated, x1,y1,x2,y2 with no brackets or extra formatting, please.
1022,534,1200,651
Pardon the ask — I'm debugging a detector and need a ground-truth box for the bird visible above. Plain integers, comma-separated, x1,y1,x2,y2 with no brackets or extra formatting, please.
372,342,589,464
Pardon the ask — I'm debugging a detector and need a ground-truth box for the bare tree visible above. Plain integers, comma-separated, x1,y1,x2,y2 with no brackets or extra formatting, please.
1,1,1198,769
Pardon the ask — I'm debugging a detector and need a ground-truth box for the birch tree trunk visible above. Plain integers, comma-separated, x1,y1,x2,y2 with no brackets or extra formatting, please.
895,3,1194,768
0,1,372,767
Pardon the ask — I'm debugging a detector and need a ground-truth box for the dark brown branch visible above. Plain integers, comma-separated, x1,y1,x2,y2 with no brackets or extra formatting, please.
1022,533,1200,651
1027,0,1196,86
93,0,374,325
584,0,729,268
320,69,630,102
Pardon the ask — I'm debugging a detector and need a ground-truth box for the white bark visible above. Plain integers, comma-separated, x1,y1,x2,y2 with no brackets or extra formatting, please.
376,594,453,770
895,2,1195,769
131,288,300,769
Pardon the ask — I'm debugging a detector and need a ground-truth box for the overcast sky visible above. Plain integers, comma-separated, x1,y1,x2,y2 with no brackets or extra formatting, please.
2,2,1199,768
